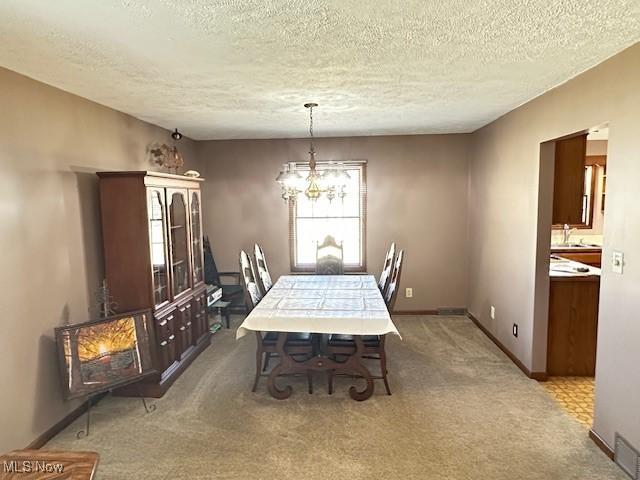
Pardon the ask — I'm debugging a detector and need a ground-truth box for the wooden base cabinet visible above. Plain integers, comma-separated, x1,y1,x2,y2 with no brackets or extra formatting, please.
98,171,210,398
547,276,600,376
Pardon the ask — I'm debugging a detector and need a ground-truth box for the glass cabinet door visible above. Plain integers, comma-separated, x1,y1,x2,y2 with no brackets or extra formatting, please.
147,188,170,307
189,190,204,285
168,189,192,297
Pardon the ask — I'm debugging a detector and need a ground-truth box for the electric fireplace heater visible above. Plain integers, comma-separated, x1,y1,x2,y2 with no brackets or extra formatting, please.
55,310,155,399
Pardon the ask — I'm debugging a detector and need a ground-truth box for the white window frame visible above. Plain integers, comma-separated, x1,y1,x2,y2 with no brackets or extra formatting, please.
289,161,367,272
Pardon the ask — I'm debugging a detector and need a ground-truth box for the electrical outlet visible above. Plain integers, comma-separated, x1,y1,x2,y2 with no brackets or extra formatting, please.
405,287,413,298
490,306,496,320
513,323,518,337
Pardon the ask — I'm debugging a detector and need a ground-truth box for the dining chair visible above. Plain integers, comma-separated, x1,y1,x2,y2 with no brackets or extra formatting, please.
316,235,344,274
254,243,273,294
377,242,396,296
384,249,404,310
239,250,314,393
326,250,405,396
204,236,245,313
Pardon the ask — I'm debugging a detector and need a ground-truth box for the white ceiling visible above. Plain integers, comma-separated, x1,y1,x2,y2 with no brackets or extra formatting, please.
0,1,639,140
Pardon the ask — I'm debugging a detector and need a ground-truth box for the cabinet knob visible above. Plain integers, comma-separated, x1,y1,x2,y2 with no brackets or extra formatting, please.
158,319,167,327
168,334,175,342
160,340,168,347
179,326,186,331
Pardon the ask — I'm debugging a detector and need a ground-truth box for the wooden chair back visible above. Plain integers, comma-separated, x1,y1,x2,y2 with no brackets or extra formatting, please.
384,249,404,311
378,242,396,294
316,235,344,275
254,243,273,294
240,250,262,311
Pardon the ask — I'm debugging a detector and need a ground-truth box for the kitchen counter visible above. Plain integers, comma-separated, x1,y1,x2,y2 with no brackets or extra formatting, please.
550,256,601,279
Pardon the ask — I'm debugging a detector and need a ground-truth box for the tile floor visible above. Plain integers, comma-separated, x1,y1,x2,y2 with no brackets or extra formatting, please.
541,376,595,427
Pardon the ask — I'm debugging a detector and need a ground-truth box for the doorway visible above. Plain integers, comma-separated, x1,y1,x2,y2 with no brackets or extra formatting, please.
533,124,609,429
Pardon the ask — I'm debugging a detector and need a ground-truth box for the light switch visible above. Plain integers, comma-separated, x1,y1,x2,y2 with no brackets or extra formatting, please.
612,251,624,274
490,306,496,320
405,287,413,298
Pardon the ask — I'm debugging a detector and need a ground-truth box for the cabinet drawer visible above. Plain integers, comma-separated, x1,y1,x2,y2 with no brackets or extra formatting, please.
176,301,194,358
557,252,601,267
155,309,178,373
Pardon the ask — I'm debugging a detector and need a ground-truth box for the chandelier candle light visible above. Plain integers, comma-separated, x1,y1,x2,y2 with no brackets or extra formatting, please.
276,103,350,203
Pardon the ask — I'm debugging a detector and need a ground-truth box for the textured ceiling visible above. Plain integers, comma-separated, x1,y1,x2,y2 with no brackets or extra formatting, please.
0,1,639,140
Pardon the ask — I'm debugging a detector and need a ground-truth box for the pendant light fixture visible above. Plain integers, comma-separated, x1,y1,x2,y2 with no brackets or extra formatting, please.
276,103,350,203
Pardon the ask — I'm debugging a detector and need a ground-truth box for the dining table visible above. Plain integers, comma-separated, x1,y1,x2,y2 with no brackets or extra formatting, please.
236,274,401,401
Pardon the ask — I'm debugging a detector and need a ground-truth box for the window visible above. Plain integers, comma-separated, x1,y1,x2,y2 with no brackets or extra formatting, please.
290,162,366,271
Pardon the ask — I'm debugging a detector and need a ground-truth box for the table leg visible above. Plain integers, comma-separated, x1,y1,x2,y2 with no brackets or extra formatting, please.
266,332,293,400
344,336,375,401
264,333,375,401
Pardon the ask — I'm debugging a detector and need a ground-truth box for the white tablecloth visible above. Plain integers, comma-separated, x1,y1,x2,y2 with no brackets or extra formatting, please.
236,275,401,339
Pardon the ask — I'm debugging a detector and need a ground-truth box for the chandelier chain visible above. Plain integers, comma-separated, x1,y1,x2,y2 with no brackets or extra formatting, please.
309,104,314,151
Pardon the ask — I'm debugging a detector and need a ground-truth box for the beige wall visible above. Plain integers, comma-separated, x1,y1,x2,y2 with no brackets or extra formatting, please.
468,43,640,449
196,135,470,311
0,67,197,452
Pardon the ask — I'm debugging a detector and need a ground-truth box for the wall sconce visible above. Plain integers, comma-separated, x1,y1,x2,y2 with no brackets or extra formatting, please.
151,128,185,174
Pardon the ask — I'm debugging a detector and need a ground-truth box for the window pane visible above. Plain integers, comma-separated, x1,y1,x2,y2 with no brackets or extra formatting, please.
295,217,361,265
295,167,361,219
292,164,364,269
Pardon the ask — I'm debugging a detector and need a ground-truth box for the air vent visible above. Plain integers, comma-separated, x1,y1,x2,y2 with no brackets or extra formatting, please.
437,307,467,316
615,433,640,479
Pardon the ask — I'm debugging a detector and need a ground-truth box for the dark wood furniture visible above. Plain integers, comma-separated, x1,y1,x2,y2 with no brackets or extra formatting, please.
315,235,344,274
552,134,599,228
254,243,273,294
0,450,98,479
239,250,314,393
552,248,602,267
377,242,396,296
327,249,404,396
547,275,600,376
97,171,210,398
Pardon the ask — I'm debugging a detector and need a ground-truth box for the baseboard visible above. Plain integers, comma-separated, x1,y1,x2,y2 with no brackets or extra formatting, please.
391,309,438,315
392,308,468,316
467,312,547,381
589,429,615,460
26,393,107,449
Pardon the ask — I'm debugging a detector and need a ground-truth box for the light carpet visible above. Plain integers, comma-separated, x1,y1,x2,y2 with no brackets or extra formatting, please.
45,316,624,479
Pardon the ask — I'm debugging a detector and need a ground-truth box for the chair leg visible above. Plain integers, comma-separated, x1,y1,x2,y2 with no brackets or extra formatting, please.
252,348,263,393
327,370,334,395
225,311,230,329
380,347,391,396
307,370,313,394
262,352,272,372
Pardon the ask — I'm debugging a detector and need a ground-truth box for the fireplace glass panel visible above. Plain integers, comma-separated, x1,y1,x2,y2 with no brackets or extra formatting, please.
55,311,154,399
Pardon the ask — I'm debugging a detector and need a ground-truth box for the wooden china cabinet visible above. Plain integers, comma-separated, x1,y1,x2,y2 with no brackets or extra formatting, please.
97,171,208,397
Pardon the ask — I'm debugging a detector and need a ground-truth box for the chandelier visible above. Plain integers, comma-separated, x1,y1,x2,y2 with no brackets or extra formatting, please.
276,103,350,203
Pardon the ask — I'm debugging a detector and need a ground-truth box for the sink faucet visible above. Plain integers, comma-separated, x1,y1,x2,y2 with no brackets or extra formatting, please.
562,224,575,245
